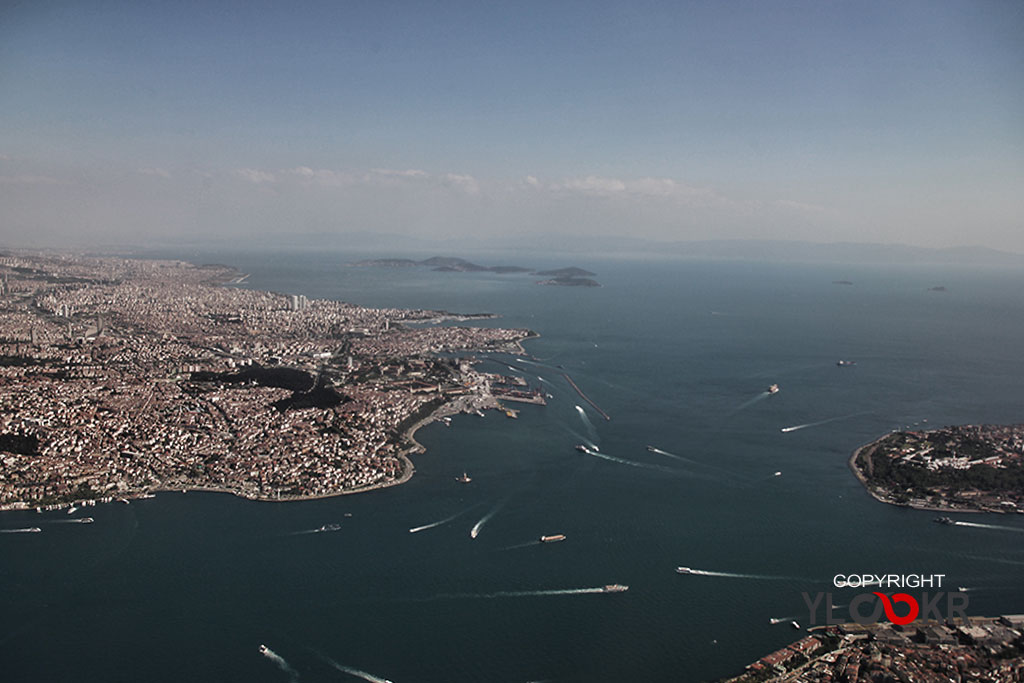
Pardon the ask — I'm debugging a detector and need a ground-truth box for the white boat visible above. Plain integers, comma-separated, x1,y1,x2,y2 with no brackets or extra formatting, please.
791,621,800,629
767,384,780,394
676,566,693,574
774,471,782,477
258,644,268,655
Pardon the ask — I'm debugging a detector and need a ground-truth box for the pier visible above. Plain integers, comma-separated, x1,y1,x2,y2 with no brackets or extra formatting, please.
562,373,611,421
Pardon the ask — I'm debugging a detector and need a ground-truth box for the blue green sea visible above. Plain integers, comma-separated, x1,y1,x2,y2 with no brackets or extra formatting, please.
2,250,1023,682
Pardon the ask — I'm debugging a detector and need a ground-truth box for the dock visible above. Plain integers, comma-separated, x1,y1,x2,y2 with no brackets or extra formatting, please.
561,373,611,421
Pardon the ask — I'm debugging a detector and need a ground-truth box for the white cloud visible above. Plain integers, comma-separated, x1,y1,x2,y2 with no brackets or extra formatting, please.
235,168,276,184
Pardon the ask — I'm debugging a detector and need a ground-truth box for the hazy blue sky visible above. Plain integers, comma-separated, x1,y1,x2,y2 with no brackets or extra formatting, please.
2,1,1022,251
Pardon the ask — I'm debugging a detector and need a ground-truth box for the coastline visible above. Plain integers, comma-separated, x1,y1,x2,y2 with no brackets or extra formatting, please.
848,435,983,514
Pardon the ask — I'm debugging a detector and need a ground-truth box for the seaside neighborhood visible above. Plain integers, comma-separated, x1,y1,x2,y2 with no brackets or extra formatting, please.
0,251,533,509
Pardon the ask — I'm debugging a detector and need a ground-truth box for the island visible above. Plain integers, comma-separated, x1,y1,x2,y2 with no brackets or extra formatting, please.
849,424,1024,513
0,251,542,509
535,276,601,287
352,256,600,285
722,616,1024,682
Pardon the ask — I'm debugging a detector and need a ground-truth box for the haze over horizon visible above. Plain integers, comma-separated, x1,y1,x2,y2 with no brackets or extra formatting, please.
2,1,1022,254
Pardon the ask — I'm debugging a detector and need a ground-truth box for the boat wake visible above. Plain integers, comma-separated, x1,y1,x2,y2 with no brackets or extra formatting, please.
733,392,770,413
320,655,393,683
470,501,506,539
681,568,804,581
646,446,699,465
434,587,611,600
575,405,598,438
260,645,300,682
498,540,543,551
780,411,868,433
409,506,475,534
0,527,42,534
953,521,1024,534
292,523,342,535
769,616,797,624
580,445,669,472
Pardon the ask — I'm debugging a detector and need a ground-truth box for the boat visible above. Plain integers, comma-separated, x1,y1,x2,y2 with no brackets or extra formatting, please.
67,506,77,515
791,621,800,629
773,471,782,477
258,644,268,655
78,517,94,524
602,584,629,593
539,534,566,543
676,566,693,574
957,586,968,592
836,360,856,367
317,523,341,532
767,384,780,394
575,444,589,453
933,516,955,525
646,445,658,453
455,472,472,483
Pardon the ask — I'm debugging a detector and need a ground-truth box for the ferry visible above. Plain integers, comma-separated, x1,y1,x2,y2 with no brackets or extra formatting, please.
767,384,780,394
676,566,694,574
602,584,629,593
455,472,472,483
836,360,856,367
933,516,955,525
539,534,566,543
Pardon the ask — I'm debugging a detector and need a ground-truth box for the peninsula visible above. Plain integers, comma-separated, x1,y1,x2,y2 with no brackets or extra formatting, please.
0,251,538,509
850,424,1024,513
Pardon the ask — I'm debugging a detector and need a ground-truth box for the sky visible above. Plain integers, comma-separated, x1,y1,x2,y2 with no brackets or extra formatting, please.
1,0,1022,252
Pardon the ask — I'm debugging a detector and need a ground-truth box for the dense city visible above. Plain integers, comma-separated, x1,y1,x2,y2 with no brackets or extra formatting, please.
0,251,533,508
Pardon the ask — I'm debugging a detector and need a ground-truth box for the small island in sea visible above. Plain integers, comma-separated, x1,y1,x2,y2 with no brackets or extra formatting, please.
850,424,1024,513
0,251,542,509
353,256,600,285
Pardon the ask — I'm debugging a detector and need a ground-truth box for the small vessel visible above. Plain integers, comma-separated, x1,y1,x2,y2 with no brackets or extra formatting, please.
836,360,856,367
78,517,94,524
258,644,268,655
455,472,472,483
933,516,955,525
646,445,658,453
575,444,589,453
470,528,480,539
957,586,968,592
773,471,782,477
676,566,694,574
603,584,629,593
317,523,341,532
790,621,800,629
767,384,780,394
539,534,566,543
67,506,77,515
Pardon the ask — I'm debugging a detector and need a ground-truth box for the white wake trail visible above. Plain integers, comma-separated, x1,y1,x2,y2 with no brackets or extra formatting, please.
781,411,868,433
954,521,1024,534
260,645,300,682
682,568,806,581
409,507,473,534
581,446,670,472
470,500,506,539
434,587,611,600
321,656,394,683
647,446,699,465
1,527,41,533
575,405,598,439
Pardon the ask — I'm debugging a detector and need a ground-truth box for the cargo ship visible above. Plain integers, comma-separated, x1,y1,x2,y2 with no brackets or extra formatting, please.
539,534,566,543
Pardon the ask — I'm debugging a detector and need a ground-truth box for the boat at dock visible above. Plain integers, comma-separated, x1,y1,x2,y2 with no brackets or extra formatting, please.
603,584,628,593
539,534,566,543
